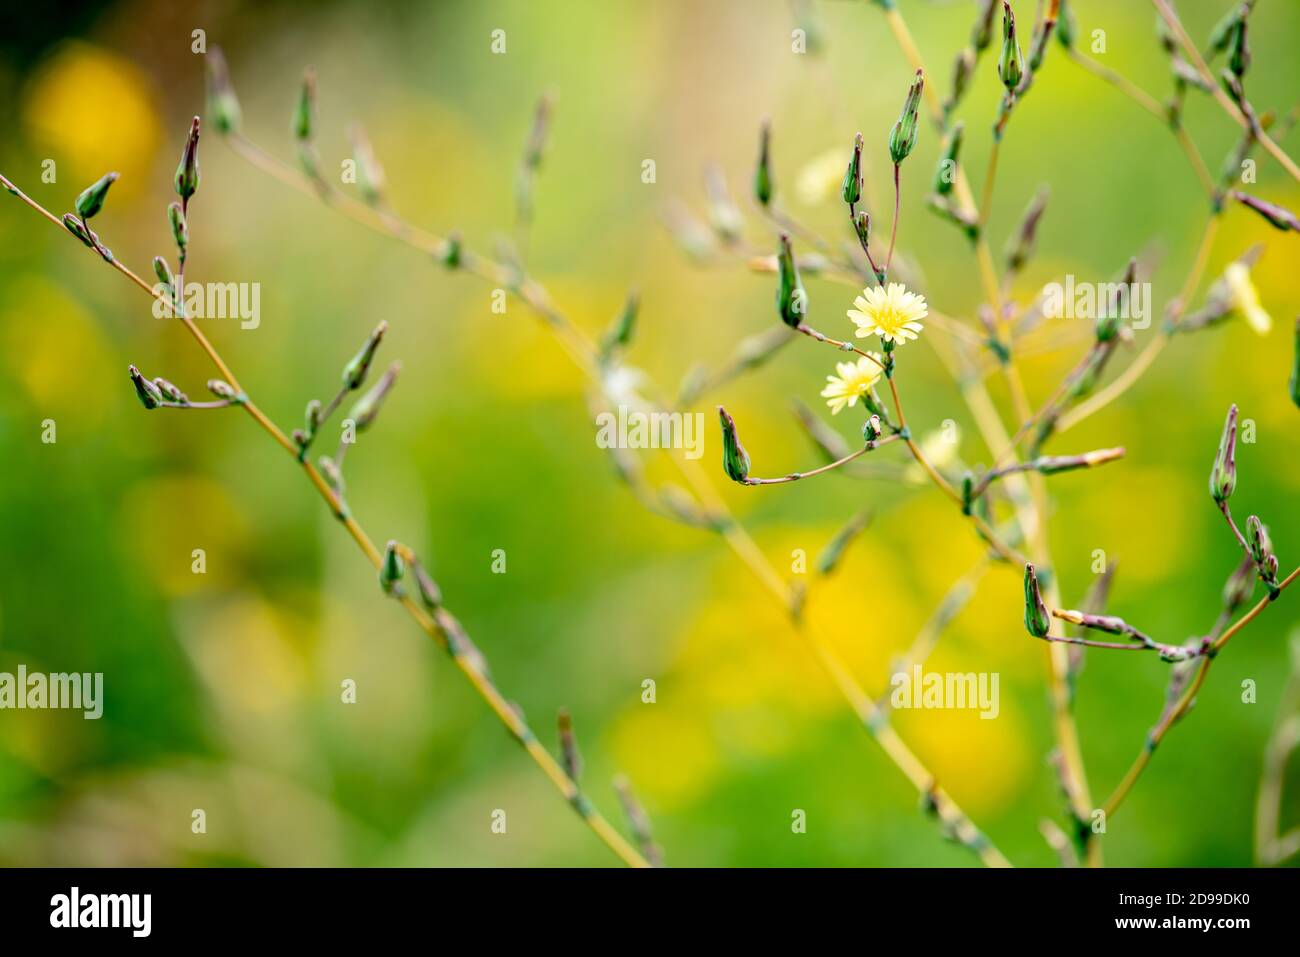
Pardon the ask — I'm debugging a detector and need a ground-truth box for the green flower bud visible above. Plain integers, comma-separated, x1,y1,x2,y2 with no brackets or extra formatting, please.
775,233,807,327
998,2,1025,93
754,120,774,207
413,560,443,610
174,117,201,201
718,406,751,484
1244,515,1271,564
128,365,163,410
1227,14,1250,78
1290,317,1300,409
1209,403,1238,504
152,255,174,289
1232,191,1300,231
933,122,964,196
1057,0,1076,49
318,456,345,496
863,414,882,443
153,377,187,404
960,470,975,515
168,202,188,251
75,172,118,220
853,210,871,249
438,232,462,269
704,164,743,242
1005,187,1049,273
349,124,386,207
600,290,640,359
207,379,239,401
304,399,322,436
946,48,976,117
293,68,316,142
205,48,243,135
557,708,582,782
1222,556,1255,612
1023,562,1050,638
972,0,998,51
348,363,399,431
62,213,94,247
841,133,863,205
342,321,388,390
888,70,924,165
816,510,871,576
380,540,405,594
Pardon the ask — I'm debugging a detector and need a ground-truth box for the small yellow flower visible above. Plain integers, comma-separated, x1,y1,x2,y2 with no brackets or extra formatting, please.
1224,262,1272,336
847,283,928,345
820,354,882,415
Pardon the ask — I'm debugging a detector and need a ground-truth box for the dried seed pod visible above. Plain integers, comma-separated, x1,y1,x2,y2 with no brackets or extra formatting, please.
75,172,119,220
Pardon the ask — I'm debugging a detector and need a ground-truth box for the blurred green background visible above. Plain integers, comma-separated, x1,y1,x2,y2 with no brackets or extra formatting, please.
1,0,1298,867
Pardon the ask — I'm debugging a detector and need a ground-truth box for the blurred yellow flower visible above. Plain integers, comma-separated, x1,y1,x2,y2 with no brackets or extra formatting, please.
904,423,961,482
796,148,849,205
22,42,161,187
1224,262,1272,335
848,283,927,344
820,354,882,415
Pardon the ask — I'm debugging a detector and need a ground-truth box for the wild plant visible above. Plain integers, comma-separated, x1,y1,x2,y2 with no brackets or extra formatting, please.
9,0,1299,868
1,118,657,868
207,1,1299,867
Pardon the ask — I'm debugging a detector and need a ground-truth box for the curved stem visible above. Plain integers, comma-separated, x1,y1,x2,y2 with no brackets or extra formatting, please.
1103,566,1300,818
221,124,1011,867
3,171,649,869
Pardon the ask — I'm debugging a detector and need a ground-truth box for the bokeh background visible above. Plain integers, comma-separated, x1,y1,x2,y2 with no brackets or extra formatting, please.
1,0,1298,867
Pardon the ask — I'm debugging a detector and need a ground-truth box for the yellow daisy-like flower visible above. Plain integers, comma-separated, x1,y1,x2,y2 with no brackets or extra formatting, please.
1224,262,1272,336
847,283,928,345
820,354,882,415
